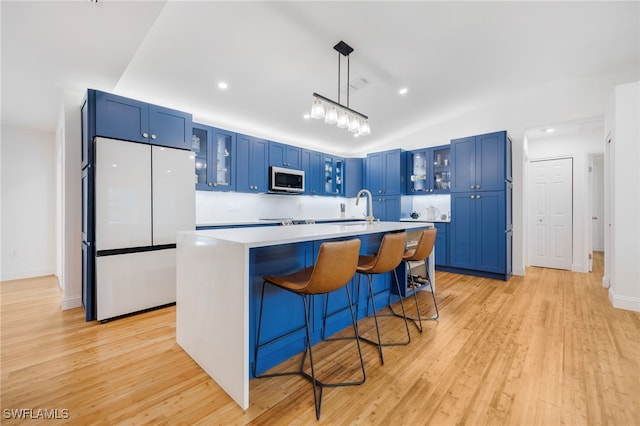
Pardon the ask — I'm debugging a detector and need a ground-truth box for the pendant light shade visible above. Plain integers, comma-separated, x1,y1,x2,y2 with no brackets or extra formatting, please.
348,114,360,133
337,110,350,128
310,98,325,119
358,119,370,136
324,105,338,124
309,41,370,137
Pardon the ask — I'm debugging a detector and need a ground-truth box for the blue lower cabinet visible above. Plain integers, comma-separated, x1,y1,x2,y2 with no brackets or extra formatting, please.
249,242,313,376
249,233,396,376
81,241,94,321
450,191,508,278
434,223,448,267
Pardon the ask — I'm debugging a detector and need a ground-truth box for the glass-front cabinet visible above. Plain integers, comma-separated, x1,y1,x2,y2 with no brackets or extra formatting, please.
192,123,235,191
323,155,344,195
408,145,451,194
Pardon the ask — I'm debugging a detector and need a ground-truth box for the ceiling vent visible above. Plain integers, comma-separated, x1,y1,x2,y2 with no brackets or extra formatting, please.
344,76,370,95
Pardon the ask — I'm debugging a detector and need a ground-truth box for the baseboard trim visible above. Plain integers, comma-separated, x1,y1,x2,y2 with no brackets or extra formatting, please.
602,275,610,288
62,295,82,311
512,267,526,276
1,268,55,282
608,287,640,312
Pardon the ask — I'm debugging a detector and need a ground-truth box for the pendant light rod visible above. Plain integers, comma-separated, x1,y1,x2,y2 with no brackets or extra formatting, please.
312,92,368,120
309,40,370,136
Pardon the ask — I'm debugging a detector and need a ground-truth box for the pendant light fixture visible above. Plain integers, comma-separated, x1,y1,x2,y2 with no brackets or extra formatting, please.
310,41,370,136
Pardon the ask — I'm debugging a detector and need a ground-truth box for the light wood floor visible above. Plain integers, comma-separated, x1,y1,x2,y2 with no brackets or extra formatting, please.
2,253,639,425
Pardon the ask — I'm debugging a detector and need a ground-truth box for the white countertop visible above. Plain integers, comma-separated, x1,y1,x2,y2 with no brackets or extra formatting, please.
196,217,363,227
400,217,451,223
182,221,432,248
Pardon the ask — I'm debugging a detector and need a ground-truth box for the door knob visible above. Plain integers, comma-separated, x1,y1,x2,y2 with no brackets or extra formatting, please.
592,216,598,220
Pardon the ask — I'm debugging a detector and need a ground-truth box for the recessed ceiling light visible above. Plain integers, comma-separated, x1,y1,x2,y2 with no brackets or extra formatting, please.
545,128,555,133
399,87,408,95
218,82,228,90
303,114,310,120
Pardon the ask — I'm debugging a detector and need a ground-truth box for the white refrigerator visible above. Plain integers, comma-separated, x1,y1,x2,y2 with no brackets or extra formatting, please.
94,137,195,321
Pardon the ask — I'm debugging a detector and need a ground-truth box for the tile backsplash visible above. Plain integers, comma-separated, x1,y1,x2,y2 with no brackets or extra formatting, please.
196,191,367,224
196,191,451,224
407,194,451,220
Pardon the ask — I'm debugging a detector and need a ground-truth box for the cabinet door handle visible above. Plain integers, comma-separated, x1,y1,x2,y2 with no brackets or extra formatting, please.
142,132,149,138
476,195,481,199
151,134,157,140
476,184,480,189
470,195,475,199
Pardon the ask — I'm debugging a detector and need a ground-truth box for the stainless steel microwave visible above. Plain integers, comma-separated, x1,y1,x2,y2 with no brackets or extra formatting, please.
269,166,305,193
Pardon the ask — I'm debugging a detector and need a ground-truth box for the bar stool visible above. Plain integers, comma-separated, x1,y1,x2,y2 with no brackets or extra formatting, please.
253,238,364,420
356,231,410,365
398,228,439,332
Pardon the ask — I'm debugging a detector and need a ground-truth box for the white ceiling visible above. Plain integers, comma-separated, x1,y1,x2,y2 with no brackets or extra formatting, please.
2,1,639,156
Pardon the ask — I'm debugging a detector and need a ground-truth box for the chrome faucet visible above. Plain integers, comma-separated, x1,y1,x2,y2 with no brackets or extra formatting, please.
355,189,374,224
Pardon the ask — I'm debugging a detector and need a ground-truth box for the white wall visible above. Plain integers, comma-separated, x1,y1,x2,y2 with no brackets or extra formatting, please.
607,81,640,312
592,156,605,251
58,90,84,310
1,125,56,280
526,132,604,272
363,71,638,277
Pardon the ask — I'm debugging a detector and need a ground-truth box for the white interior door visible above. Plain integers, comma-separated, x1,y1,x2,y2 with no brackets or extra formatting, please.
95,138,152,250
529,158,573,270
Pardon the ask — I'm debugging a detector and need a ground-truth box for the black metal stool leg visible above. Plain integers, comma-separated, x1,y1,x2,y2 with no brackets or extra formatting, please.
255,282,367,420
391,269,411,344
390,259,439,331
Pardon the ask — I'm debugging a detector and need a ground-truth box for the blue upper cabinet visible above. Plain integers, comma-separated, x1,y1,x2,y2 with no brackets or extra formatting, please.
366,149,406,195
193,123,236,191
148,104,192,150
344,158,364,197
301,149,323,195
269,142,301,169
372,195,401,221
366,151,384,194
93,90,192,150
451,131,507,192
236,134,268,193
407,145,451,194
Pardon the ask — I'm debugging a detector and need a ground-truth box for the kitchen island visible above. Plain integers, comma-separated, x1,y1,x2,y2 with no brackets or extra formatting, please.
176,221,433,410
